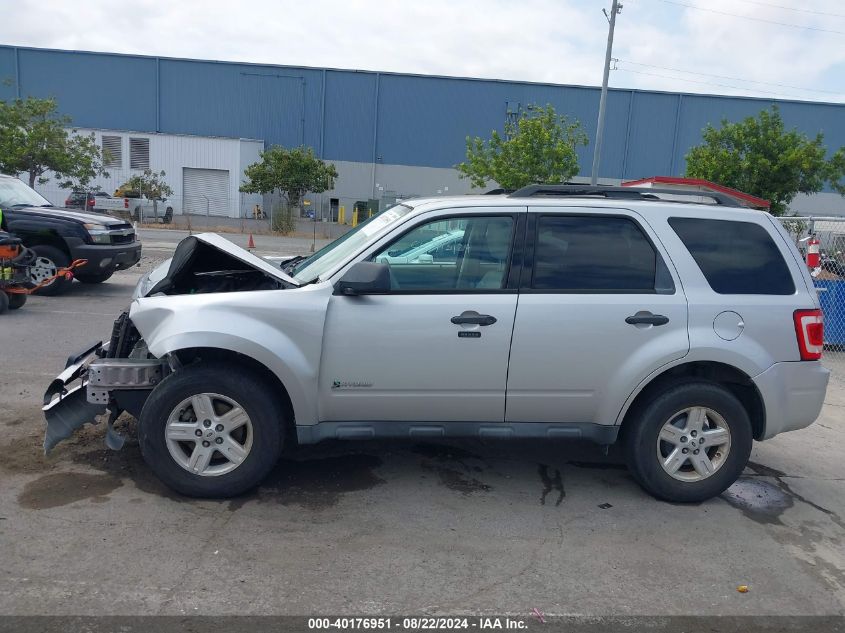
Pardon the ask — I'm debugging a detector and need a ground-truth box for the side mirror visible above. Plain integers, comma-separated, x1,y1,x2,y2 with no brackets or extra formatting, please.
335,261,391,296
415,254,434,264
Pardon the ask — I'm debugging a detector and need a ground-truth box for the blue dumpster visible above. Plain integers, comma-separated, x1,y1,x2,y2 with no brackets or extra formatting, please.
815,280,845,346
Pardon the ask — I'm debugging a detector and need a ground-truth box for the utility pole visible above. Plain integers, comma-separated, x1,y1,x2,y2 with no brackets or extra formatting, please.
590,0,622,186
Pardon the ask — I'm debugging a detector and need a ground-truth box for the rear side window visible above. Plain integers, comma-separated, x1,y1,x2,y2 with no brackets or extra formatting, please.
533,216,658,292
669,218,794,295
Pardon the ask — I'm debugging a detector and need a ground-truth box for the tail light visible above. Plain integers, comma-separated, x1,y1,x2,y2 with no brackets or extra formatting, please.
793,309,824,360
87,197,95,206
64,199,71,206
123,198,129,209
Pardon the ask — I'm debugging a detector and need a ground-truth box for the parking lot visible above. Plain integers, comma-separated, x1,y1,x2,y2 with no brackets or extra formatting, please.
0,232,843,617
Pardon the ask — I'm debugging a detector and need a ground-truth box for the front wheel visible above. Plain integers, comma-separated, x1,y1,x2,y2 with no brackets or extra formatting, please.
29,245,72,296
138,363,284,498
623,381,752,503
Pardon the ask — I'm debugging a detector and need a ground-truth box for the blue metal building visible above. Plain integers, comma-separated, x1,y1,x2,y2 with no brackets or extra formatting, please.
1,44,844,215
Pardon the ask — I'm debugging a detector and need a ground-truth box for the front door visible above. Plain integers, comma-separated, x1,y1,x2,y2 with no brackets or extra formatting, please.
319,210,525,423
506,209,690,425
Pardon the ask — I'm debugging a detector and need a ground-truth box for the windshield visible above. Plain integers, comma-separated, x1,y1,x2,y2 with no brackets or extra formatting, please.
291,204,415,283
0,177,52,208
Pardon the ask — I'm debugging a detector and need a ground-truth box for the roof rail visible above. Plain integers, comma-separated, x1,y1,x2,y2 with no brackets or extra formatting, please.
508,184,745,208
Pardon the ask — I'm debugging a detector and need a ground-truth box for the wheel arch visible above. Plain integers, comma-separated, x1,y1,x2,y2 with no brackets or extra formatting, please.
170,346,297,444
22,231,71,256
618,361,766,440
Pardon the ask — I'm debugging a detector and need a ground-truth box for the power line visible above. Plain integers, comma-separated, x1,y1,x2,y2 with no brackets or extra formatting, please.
730,0,845,19
617,67,826,100
657,0,845,35
619,60,843,96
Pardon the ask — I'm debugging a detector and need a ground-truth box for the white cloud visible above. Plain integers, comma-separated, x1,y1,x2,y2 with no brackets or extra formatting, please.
0,0,843,101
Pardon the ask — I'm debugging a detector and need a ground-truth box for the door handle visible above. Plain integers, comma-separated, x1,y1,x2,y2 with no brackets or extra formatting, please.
625,312,669,326
451,314,497,326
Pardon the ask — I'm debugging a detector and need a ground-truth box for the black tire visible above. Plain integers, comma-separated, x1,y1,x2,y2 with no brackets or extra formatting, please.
29,245,72,296
623,381,752,503
164,207,173,223
0,292,8,314
7,293,26,310
75,270,114,284
138,363,284,498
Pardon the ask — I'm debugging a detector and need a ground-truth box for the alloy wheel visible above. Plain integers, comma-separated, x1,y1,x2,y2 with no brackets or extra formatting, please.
164,393,253,477
656,406,732,482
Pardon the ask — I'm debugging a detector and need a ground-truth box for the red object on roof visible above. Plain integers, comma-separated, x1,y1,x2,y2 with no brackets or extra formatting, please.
621,176,770,210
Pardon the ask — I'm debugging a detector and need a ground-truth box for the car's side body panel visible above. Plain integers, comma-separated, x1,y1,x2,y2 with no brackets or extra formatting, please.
506,206,691,426
130,283,333,427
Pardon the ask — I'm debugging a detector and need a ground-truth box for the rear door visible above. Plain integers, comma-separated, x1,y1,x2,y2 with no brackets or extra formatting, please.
505,208,689,426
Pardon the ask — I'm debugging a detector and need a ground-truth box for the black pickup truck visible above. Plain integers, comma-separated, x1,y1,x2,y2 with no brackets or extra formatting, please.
0,174,141,295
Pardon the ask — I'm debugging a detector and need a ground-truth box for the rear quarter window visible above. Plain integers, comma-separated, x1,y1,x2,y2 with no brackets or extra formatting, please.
668,217,795,295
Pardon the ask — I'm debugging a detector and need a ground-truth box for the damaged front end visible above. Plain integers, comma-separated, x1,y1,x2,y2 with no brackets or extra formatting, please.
42,311,170,454
43,233,299,454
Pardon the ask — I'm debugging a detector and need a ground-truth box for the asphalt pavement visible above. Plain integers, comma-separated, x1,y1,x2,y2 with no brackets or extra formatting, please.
0,231,843,617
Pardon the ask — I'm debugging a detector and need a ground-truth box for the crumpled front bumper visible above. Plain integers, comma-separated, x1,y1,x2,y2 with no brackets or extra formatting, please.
43,338,169,454
42,341,108,454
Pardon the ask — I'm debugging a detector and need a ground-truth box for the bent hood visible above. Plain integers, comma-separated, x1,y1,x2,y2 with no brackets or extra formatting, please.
144,232,298,296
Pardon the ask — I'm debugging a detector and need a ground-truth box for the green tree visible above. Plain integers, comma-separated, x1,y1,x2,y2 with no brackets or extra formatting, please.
56,131,111,192
240,145,337,226
457,104,588,190
0,96,108,188
685,106,845,215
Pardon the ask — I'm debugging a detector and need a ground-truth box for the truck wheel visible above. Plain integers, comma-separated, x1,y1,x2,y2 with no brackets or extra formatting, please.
7,293,26,310
0,292,8,314
29,245,72,296
623,381,752,503
138,363,284,498
75,271,114,284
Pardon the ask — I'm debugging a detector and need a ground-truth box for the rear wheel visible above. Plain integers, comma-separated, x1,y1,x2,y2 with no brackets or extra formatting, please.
29,245,71,296
7,293,26,310
138,363,284,498
0,292,8,314
623,381,752,503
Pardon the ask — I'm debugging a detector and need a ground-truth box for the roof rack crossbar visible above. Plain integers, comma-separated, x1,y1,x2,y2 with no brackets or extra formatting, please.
508,185,743,208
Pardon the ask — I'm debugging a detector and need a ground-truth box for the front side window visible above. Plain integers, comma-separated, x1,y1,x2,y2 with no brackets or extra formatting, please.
669,217,795,295
532,215,658,292
372,216,514,291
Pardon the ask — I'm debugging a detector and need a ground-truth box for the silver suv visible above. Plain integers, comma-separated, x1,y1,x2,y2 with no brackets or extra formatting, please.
43,186,830,502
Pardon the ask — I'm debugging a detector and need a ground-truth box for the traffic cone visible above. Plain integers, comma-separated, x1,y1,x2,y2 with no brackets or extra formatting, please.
247,233,255,251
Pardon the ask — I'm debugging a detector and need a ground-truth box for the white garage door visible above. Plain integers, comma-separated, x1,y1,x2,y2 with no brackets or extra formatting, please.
183,168,231,217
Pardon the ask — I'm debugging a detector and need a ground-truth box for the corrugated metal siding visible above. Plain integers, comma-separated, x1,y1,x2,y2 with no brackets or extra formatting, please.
624,92,678,179
0,47,16,101
3,45,845,186
323,70,377,163
15,48,157,130
159,59,323,148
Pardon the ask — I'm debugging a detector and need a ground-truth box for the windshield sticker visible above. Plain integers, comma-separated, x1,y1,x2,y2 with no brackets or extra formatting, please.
360,209,402,236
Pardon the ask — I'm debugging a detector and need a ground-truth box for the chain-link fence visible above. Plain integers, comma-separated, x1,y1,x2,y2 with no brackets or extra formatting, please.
778,216,845,379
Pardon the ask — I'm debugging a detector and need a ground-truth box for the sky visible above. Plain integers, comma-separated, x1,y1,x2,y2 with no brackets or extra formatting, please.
1,0,844,102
